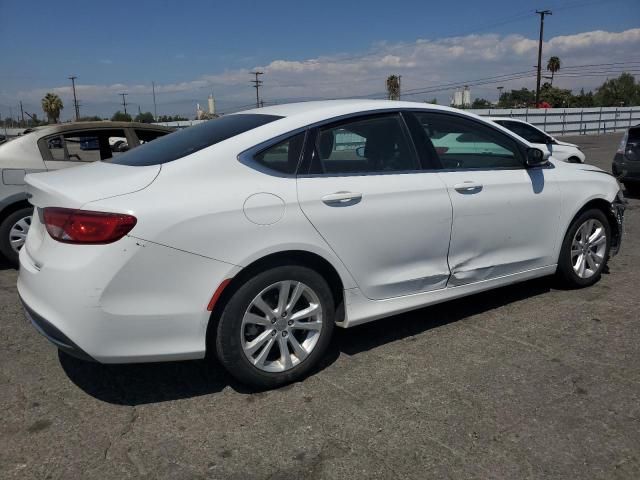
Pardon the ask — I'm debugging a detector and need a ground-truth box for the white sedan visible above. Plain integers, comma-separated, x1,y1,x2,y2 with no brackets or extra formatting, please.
18,100,624,389
487,117,586,163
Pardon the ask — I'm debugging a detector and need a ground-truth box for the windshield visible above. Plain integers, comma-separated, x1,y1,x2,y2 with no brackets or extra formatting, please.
107,114,282,166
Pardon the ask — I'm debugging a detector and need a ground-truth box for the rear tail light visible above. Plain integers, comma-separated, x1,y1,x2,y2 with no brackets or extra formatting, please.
43,207,137,244
617,131,628,154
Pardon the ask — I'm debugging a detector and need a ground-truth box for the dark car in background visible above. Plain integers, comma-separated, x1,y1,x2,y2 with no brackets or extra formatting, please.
612,125,640,192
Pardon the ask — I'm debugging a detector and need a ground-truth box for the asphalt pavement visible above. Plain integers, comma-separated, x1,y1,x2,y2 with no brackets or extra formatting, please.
1,132,638,479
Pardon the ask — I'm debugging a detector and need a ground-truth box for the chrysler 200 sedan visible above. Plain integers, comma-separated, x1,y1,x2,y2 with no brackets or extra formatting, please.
18,100,625,389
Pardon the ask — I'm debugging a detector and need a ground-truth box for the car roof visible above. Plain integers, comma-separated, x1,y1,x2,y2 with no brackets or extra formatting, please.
484,117,531,123
33,121,174,137
236,99,471,121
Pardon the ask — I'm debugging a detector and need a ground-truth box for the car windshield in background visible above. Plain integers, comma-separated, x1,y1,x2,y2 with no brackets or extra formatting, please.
107,114,282,166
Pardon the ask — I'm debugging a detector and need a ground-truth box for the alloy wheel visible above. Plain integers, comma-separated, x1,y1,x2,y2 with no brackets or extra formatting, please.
241,280,323,373
571,218,607,279
9,215,31,253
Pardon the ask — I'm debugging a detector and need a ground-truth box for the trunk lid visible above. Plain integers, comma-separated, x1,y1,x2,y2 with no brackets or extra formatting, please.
23,161,159,268
25,161,160,209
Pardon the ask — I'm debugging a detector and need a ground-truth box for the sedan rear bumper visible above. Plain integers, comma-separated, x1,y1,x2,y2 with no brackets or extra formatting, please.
18,236,239,364
21,296,95,362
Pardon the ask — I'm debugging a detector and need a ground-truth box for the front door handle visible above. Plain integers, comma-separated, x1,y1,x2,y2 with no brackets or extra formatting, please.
453,181,483,193
321,191,363,205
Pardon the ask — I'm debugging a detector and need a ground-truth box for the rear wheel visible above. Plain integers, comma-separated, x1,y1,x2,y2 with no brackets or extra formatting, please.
557,208,611,288
0,207,33,267
215,265,335,389
567,156,582,164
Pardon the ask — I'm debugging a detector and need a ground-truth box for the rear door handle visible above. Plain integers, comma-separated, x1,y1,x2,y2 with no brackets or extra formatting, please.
453,181,483,193
321,191,363,205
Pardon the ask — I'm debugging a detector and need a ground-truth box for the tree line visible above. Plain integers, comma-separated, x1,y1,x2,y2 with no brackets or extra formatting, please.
471,72,640,109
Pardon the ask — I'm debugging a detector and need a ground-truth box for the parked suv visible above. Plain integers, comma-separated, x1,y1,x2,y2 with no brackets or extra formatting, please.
612,125,640,192
0,121,173,265
487,117,586,163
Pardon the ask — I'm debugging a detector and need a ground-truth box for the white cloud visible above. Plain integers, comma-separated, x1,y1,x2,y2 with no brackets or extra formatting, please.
8,28,640,118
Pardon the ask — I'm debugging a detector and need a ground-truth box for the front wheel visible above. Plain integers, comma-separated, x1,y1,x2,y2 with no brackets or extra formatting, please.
0,207,33,267
215,265,335,389
557,208,611,288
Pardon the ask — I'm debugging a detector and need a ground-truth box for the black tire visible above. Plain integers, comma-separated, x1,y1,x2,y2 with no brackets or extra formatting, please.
0,207,33,267
557,208,611,288
111,141,125,152
567,156,582,164
215,265,335,389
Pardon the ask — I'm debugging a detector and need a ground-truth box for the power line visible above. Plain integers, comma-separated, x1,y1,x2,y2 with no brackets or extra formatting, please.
250,71,264,108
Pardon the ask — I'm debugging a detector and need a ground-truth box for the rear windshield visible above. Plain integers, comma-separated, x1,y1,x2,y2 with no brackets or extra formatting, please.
107,114,282,166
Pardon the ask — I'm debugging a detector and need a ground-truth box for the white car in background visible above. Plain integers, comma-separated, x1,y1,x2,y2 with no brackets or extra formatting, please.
487,117,586,163
18,100,624,389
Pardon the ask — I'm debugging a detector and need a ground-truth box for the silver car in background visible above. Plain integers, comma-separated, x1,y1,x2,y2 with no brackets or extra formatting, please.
0,122,173,265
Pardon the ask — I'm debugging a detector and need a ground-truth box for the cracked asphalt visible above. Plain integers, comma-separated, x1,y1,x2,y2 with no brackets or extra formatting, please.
1,132,638,479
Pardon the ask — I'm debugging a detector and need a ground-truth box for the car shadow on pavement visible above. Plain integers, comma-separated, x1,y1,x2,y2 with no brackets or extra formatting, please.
60,277,552,405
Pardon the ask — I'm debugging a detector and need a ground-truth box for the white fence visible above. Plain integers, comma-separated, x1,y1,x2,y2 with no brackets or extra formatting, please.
470,106,640,136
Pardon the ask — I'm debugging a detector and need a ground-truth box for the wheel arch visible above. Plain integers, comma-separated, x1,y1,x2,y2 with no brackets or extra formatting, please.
0,193,32,221
562,197,621,258
205,249,347,354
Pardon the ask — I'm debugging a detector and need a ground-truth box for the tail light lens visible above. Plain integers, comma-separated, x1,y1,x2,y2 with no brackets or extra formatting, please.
617,131,628,154
43,207,137,244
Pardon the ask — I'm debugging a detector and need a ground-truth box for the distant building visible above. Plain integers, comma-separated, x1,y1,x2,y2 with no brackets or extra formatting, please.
451,86,471,108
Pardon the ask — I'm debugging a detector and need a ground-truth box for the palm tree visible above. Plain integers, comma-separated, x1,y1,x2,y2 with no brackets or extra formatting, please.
546,56,561,86
41,93,64,123
386,75,401,100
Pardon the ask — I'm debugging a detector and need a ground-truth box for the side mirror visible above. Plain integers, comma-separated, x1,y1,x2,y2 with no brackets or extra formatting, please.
526,147,549,167
355,146,365,158
547,136,556,144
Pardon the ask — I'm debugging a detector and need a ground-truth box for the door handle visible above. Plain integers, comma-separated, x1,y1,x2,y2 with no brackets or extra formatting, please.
321,191,363,205
453,181,483,193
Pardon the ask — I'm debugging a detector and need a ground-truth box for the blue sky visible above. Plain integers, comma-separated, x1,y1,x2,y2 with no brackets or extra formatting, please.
1,0,639,119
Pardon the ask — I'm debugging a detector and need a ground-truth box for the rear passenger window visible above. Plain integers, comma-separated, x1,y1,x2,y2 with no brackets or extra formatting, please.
44,129,128,162
46,135,66,161
313,114,418,174
254,132,305,174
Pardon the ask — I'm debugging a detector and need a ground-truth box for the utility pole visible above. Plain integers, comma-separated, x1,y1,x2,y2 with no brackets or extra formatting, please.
497,86,504,105
19,101,25,127
398,75,402,100
152,81,157,121
250,71,264,108
9,107,13,128
119,92,128,115
535,10,552,108
69,75,80,121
